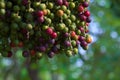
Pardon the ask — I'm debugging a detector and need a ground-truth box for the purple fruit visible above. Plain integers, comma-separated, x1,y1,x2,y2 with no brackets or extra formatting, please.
52,46,58,53
86,17,91,23
81,41,88,47
82,1,89,7
22,51,29,57
78,36,85,42
79,14,87,21
39,46,46,52
64,32,69,37
48,39,55,44
76,40,80,45
63,0,69,7
47,51,55,58
37,16,44,23
64,40,71,47
56,0,63,6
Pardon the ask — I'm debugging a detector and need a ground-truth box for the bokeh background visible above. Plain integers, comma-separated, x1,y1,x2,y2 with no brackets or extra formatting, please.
0,0,120,80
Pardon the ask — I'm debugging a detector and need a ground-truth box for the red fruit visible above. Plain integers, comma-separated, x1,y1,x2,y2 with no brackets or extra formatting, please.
37,16,44,23
78,5,84,12
7,51,12,57
46,27,53,35
18,41,24,47
70,31,76,37
10,42,16,47
56,0,63,6
30,50,36,56
36,11,44,17
84,10,90,17
79,14,87,21
51,32,57,38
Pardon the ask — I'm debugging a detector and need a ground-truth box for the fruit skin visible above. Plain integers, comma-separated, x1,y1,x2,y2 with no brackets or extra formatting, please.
56,0,63,6
78,5,84,12
47,51,55,58
36,10,44,17
22,51,29,57
46,27,53,35
57,10,64,17
84,10,90,17
86,35,92,43
66,50,72,57
7,51,13,57
51,32,57,39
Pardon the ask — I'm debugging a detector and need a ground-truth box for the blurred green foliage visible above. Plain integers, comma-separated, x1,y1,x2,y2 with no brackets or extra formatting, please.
0,0,120,80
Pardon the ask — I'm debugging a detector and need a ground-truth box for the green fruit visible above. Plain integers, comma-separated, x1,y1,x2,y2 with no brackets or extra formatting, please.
39,3,46,10
45,18,52,24
69,24,76,31
70,15,76,21
11,23,19,30
69,2,75,9
33,2,40,8
66,50,73,57
63,27,69,33
76,30,81,35
0,9,5,15
71,40,76,47
13,5,20,12
47,2,54,9
0,1,5,9
65,19,72,25
42,25,48,30
73,48,78,54
36,52,43,59
61,5,67,11
48,13,54,19
66,9,71,15
26,23,33,30
57,23,65,30
62,13,68,19
6,1,12,8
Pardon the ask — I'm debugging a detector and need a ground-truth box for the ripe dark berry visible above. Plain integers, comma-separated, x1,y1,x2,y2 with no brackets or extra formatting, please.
47,51,55,58
82,1,89,7
22,51,29,57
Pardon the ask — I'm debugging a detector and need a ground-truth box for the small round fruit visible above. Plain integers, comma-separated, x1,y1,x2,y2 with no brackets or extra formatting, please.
47,2,54,9
51,32,57,39
0,9,5,15
46,27,53,35
39,3,46,10
69,2,75,9
22,51,29,57
73,48,78,54
57,10,64,17
0,1,5,9
71,40,76,47
47,51,55,58
86,35,92,43
66,50,72,57
36,52,43,59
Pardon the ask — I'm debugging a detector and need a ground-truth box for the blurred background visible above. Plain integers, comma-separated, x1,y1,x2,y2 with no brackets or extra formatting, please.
0,0,120,80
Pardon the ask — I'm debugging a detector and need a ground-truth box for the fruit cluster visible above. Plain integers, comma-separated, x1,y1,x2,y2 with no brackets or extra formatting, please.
0,0,92,59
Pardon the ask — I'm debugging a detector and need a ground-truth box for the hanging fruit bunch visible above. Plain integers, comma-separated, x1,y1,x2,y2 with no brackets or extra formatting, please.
0,0,92,60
